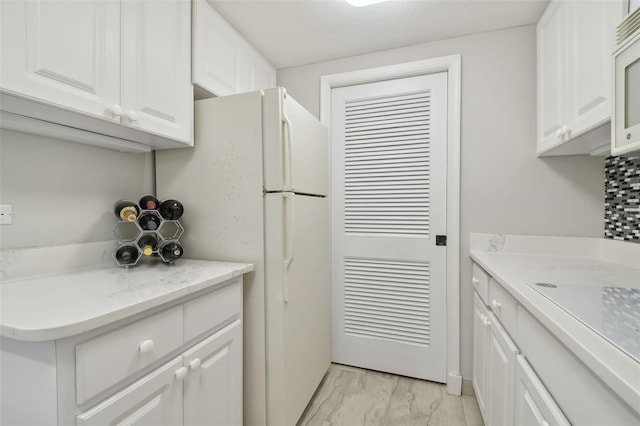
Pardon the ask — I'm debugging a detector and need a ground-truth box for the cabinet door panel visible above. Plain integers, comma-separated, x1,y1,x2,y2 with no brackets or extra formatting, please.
568,1,621,136
488,313,518,426
192,0,240,96
0,0,120,120
76,357,183,426
472,292,490,421
537,0,566,151
183,320,243,426
122,0,192,143
514,355,570,426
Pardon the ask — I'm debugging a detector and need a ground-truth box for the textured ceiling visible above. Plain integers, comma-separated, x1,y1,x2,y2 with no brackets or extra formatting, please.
210,0,550,69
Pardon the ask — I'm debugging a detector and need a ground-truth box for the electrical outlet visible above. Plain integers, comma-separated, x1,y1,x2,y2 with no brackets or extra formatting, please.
0,204,13,225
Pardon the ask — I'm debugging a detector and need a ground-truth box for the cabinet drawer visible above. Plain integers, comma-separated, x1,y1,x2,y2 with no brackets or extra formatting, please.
184,279,242,342
76,305,183,404
517,306,640,424
489,278,517,336
472,263,490,304
514,354,569,426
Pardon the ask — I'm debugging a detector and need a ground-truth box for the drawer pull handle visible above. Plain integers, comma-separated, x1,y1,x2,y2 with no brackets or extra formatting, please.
175,366,189,380
472,277,480,285
492,299,502,310
139,339,155,354
483,317,491,327
189,358,201,370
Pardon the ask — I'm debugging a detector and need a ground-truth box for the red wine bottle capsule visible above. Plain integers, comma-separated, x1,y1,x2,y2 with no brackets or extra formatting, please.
139,194,159,210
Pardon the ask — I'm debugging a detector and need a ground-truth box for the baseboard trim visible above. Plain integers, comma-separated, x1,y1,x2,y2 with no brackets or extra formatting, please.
446,373,462,395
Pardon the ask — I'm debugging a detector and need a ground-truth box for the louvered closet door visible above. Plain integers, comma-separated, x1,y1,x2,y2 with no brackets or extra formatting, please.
331,73,447,382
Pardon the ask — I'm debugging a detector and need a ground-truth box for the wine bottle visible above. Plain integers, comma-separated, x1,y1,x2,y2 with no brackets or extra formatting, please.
114,244,140,266
114,200,139,223
160,240,184,262
138,212,161,230
159,199,184,220
137,233,158,256
139,194,159,210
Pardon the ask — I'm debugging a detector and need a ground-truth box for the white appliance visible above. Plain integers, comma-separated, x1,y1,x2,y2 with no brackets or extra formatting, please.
612,7,640,155
155,88,330,426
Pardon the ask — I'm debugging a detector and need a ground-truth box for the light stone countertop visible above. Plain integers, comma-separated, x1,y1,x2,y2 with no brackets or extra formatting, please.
469,234,640,417
0,247,253,342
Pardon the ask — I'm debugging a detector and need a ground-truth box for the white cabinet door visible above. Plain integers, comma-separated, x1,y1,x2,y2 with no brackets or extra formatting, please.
472,292,491,421
192,0,241,97
537,0,567,152
566,1,620,137
629,0,640,14
76,357,184,426
183,320,243,426
238,49,276,94
122,0,192,143
192,0,275,98
537,0,625,155
514,355,570,426
488,313,519,426
0,0,120,121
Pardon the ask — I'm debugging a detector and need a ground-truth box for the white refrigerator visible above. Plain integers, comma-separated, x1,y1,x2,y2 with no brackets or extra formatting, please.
155,87,330,426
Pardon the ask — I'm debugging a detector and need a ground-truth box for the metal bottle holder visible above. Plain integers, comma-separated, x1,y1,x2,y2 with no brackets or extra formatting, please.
113,200,185,267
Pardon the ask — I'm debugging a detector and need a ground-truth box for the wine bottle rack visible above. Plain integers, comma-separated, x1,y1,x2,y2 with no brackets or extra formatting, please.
113,196,185,267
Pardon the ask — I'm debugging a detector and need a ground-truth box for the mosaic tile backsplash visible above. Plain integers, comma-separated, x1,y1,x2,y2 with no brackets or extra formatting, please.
604,155,640,243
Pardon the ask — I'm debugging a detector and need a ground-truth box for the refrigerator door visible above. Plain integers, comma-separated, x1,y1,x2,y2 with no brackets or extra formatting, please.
263,88,328,196
264,192,330,426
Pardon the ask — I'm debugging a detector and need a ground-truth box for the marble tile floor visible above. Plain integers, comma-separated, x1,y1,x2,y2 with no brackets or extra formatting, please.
298,364,484,426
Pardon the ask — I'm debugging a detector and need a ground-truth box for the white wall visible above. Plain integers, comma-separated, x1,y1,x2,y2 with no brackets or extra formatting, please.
278,25,605,380
0,130,155,249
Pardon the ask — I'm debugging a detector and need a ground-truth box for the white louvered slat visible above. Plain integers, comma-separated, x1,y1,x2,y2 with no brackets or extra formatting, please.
344,257,431,347
344,90,431,236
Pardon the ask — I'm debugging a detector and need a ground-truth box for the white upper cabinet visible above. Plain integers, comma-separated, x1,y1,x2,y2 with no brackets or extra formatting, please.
538,0,566,153
0,0,193,151
0,0,121,121
121,0,193,143
192,0,276,99
537,0,624,156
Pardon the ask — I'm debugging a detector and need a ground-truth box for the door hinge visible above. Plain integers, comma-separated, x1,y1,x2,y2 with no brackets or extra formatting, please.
436,235,447,246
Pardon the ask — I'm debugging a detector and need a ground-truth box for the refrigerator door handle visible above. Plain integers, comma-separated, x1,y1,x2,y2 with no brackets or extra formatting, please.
282,192,295,303
282,112,294,192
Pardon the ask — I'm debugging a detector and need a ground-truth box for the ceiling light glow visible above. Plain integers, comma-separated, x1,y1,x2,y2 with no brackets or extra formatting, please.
345,0,390,7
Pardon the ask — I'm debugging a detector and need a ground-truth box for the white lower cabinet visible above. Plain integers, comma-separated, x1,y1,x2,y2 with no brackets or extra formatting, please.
472,292,519,426
472,293,490,419
472,263,567,426
76,357,184,426
487,313,519,426
0,278,243,426
183,320,243,426
78,319,242,426
514,355,570,426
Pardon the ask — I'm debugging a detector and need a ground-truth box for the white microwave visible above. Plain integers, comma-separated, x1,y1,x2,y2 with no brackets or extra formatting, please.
612,8,640,155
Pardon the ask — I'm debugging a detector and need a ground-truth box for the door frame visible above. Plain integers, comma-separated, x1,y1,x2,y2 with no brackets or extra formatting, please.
320,55,462,395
